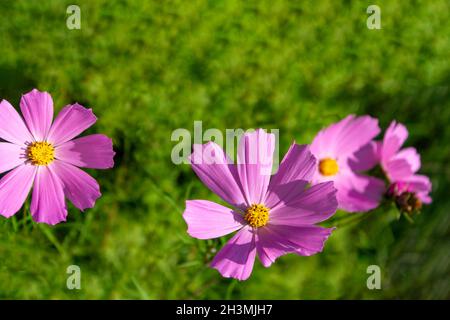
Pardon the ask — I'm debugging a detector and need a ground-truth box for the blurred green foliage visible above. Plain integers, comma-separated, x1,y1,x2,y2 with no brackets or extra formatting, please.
0,0,448,299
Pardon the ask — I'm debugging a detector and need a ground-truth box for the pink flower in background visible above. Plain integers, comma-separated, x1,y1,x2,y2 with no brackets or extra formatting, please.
310,115,385,212
379,121,432,205
0,89,115,225
183,129,337,280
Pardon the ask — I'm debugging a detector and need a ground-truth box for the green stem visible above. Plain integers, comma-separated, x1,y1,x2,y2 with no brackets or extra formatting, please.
38,224,68,258
11,215,18,232
335,211,374,228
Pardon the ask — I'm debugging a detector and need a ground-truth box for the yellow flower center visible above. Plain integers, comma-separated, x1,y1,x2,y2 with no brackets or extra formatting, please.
244,204,269,228
27,142,55,166
319,158,339,176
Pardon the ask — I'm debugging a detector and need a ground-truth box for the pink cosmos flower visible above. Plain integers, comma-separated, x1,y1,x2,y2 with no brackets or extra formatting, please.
378,121,432,204
0,89,115,225
310,115,385,212
183,129,338,281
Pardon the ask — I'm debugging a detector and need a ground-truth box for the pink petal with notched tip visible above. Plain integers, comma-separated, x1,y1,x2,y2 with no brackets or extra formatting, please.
47,103,97,146
311,115,380,160
55,134,115,169
0,99,34,145
237,129,275,205
0,163,37,218
31,165,67,225
189,142,247,208
256,226,296,267
381,121,408,162
211,226,257,281
20,89,54,141
51,160,101,211
269,181,338,225
183,200,245,239
257,224,334,266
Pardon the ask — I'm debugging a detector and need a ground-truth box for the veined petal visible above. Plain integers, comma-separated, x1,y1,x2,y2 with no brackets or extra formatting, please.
256,227,296,267
348,141,381,172
269,181,338,225
264,143,316,209
258,224,334,264
311,115,380,160
47,103,97,146
211,226,256,281
310,115,354,159
0,142,26,174
0,164,37,218
55,134,115,169
382,121,408,162
334,172,385,212
0,99,34,145
183,200,245,239
31,166,67,225
190,142,246,208
52,160,101,211
20,89,54,141
237,129,275,205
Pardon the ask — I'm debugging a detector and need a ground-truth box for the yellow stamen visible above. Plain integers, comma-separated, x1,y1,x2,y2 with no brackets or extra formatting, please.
319,158,339,176
27,142,55,166
244,204,269,228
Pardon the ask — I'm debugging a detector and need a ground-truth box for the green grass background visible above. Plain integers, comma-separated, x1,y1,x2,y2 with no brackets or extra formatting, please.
0,0,449,299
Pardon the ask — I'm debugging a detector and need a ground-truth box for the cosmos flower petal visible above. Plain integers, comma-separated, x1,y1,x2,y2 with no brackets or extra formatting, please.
237,129,275,205
310,115,354,159
183,200,245,239
311,115,380,160
348,141,381,172
47,103,97,146
0,89,114,226
0,142,26,174
385,157,414,181
334,172,385,212
382,121,408,162
0,164,37,218
419,194,432,204
190,142,247,208
0,99,34,145
56,134,115,169
379,121,431,205
391,147,421,174
262,224,334,258
404,174,432,204
264,143,316,209
185,128,340,280
256,227,296,267
20,89,54,141
269,181,338,225
211,226,256,281
52,160,101,211
31,166,67,225
333,115,381,156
